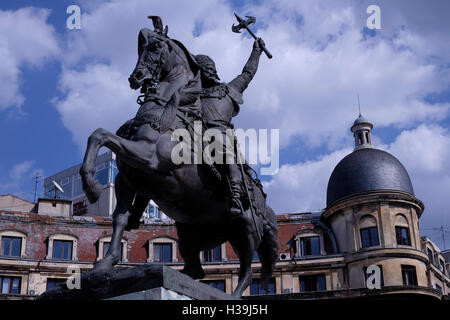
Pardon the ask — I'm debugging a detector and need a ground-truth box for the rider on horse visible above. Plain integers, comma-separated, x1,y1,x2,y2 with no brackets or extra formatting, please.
194,38,264,217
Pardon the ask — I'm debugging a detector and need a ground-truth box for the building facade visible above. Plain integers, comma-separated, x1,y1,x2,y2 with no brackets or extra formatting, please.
0,116,449,300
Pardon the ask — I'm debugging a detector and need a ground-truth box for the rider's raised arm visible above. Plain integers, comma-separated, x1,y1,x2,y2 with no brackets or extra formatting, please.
228,39,263,94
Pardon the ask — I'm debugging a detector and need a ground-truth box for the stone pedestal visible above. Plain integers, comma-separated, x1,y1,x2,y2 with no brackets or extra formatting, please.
107,287,193,300
37,264,237,300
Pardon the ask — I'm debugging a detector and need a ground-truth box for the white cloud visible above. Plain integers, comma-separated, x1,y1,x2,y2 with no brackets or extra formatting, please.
0,8,60,109
0,160,40,195
387,124,450,175
237,0,450,149
263,148,351,213
56,0,238,150
53,0,450,153
51,1,450,206
54,64,137,148
384,125,450,231
9,161,34,181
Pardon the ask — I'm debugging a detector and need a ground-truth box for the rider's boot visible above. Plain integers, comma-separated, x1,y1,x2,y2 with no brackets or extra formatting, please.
228,164,245,218
229,183,244,218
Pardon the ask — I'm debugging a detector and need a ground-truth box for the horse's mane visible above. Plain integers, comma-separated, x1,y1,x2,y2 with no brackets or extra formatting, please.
169,39,200,75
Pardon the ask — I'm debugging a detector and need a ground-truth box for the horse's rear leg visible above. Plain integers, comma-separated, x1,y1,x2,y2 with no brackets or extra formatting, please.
80,125,158,203
176,222,205,280
229,216,256,297
125,194,150,231
94,175,133,271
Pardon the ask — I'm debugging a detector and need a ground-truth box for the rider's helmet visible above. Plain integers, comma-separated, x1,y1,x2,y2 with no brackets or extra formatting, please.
194,54,221,85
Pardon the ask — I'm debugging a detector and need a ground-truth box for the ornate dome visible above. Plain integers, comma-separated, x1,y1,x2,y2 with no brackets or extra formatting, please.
326,148,414,207
326,115,414,207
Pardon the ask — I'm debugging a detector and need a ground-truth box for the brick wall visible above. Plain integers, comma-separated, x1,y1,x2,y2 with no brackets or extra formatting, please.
0,210,313,263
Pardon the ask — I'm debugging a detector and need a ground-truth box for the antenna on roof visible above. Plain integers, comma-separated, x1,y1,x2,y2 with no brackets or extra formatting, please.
32,172,42,203
357,93,362,117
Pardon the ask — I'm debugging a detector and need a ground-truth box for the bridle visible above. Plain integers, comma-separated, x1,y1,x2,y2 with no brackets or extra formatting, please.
136,38,169,105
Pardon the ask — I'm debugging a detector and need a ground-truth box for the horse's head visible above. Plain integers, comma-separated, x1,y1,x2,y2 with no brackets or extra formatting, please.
128,26,171,92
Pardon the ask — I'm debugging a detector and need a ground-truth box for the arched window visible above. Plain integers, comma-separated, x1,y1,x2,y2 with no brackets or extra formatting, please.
47,234,78,261
147,236,178,263
359,215,379,248
97,236,128,262
395,214,411,246
365,131,370,144
0,230,27,258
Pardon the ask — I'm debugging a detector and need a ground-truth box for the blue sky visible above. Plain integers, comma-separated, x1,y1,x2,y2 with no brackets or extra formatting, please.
1,0,450,248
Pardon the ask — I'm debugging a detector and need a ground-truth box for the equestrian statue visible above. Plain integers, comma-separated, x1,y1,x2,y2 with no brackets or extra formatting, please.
79,15,278,297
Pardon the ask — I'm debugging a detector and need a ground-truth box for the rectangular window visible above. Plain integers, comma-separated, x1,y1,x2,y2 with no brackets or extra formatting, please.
203,246,222,262
299,274,326,292
94,168,109,186
201,280,225,292
427,248,434,264
46,278,66,291
73,177,84,197
147,205,160,219
360,227,379,248
52,240,73,260
1,236,22,257
60,177,70,186
250,278,276,295
396,227,411,246
300,236,320,256
103,242,124,261
154,243,172,262
0,276,21,294
401,265,418,286
439,260,445,273
110,160,118,184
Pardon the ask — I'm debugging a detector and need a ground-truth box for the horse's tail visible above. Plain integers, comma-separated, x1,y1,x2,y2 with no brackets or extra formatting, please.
256,205,278,292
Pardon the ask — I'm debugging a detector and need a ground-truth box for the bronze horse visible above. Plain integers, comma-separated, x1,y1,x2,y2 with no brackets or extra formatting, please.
79,18,278,297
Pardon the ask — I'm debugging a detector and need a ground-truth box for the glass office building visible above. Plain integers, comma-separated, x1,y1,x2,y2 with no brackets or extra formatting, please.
43,151,166,219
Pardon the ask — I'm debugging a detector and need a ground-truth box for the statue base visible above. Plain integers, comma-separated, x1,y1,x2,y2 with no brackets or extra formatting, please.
37,264,237,300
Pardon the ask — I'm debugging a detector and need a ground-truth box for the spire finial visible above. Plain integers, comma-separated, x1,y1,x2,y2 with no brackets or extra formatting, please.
357,93,361,117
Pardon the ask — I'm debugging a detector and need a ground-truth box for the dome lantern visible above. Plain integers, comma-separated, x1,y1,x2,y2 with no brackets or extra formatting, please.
351,114,373,150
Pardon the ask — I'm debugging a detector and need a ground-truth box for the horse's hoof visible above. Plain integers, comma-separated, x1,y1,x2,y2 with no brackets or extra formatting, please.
93,254,118,272
93,261,112,273
180,268,205,280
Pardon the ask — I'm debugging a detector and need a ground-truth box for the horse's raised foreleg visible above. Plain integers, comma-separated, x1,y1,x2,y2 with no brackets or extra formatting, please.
94,174,133,271
229,216,256,297
80,125,159,203
80,129,105,203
